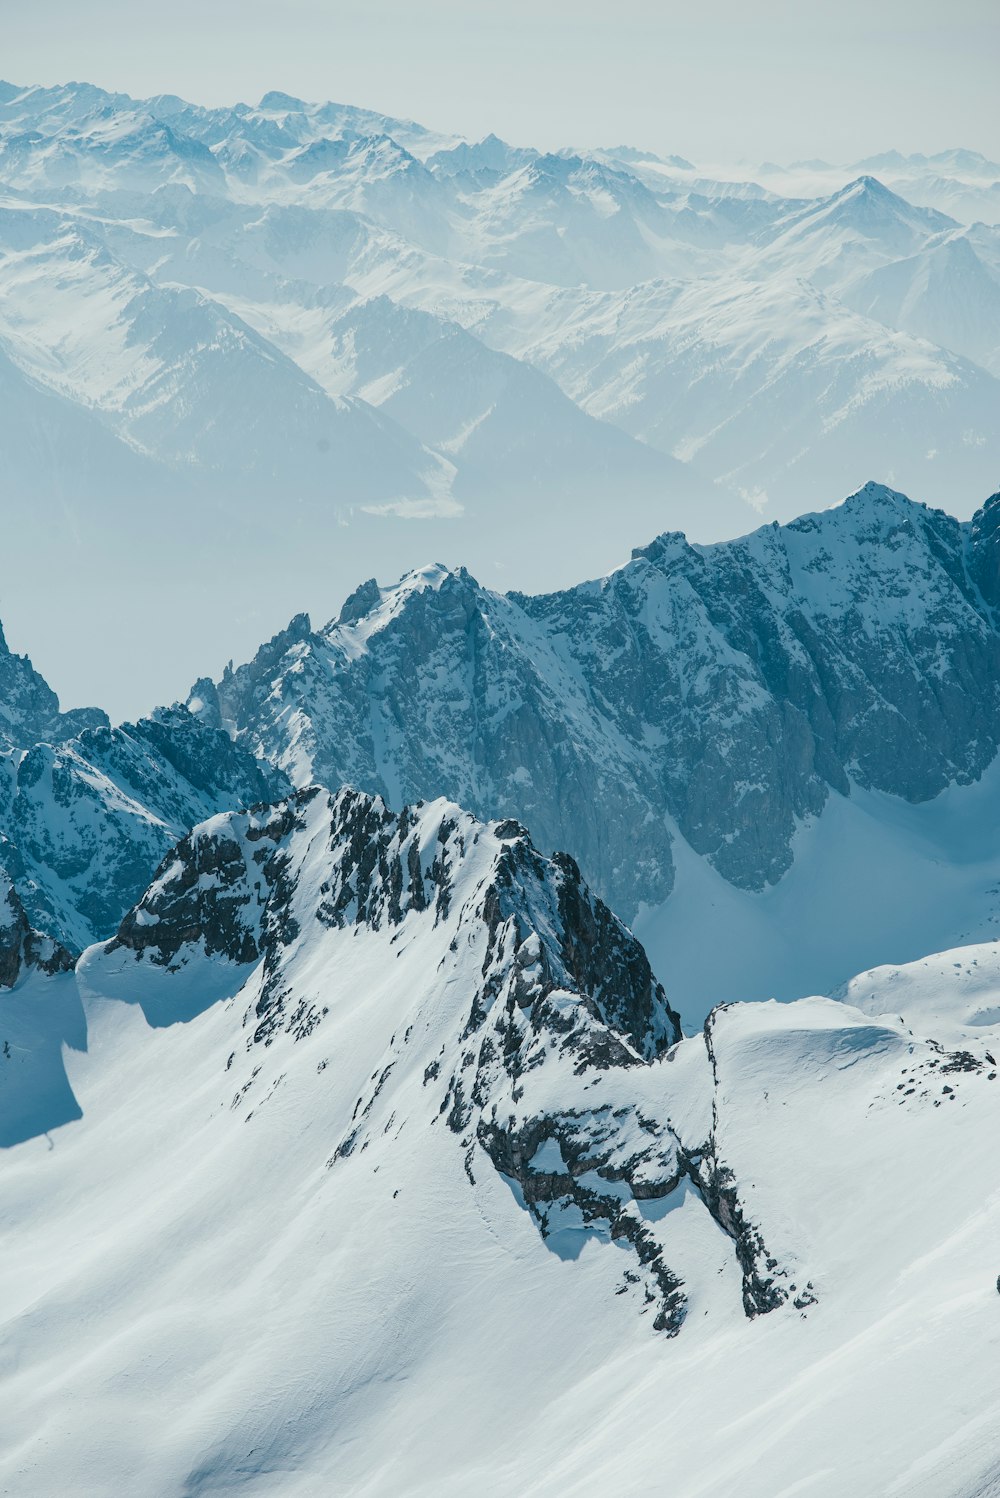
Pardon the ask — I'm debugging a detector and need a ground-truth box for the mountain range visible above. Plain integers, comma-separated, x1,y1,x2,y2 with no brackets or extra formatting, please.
4,76,1000,1496
3,479,1000,1022
0,81,998,718
1,480,999,1491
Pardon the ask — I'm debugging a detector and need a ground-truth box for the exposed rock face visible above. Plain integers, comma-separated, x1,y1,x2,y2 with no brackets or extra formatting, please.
191,484,1000,919
111,785,680,1054
110,791,312,979
0,870,73,988
0,692,288,949
970,491,1000,611
0,619,108,754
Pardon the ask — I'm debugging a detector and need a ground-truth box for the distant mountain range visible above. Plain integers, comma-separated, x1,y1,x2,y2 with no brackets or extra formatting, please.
0,80,998,718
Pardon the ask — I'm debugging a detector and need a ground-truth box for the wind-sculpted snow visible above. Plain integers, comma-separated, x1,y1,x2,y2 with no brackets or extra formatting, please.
192,483,1000,920
5,791,1000,1493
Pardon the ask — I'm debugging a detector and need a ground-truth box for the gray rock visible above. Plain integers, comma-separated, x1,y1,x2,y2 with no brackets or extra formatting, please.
0,619,108,753
0,688,289,949
0,870,74,988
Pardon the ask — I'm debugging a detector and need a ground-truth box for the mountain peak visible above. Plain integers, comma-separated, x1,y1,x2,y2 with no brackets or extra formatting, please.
829,174,915,216
337,577,382,625
258,90,307,112
0,618,108,752
846,173,891,194
630,530,698,567
841,478,916,510
322,563,480,645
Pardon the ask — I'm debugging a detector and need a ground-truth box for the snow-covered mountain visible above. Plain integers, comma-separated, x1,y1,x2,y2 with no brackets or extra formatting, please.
0,869,73,990
2,478,998,1011
309,294,729,539
0,627,286,950
6,77,1000,1495
481,268,998,514
188,483,1000,927
844,232,1000,374
0,617,107,752
0,208,453,512
708,148,1000,227
3,785,999,1495
1,79,998,717
0,709,287,952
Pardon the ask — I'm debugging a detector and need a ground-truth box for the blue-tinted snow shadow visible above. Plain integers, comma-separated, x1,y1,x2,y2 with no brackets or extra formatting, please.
634,1176,697,1223
0,952,257,1147
500,1170,702,1257
499,1171,613,1261
0,971,88,1147
544,1217,612,1261
129,962,254,1028
77,945,258,1029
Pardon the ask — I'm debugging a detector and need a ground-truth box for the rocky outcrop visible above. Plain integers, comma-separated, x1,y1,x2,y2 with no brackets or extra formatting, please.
0,870,74,988
103,787,702,1326
0,620,107,754
0,693,289,949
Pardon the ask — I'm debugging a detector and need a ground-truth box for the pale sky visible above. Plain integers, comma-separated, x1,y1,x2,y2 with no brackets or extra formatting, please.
2,0,998,165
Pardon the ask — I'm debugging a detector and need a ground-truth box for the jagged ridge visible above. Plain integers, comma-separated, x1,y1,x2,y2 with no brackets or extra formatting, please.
191,484,1000,919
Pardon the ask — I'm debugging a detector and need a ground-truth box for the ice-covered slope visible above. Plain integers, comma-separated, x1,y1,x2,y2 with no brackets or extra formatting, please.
2,789,1000,1495
190,483,1000,924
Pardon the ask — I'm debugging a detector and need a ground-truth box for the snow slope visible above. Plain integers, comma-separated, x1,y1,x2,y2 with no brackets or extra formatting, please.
2,788,999,1496
844,232,1000,374
637,755,1000,1028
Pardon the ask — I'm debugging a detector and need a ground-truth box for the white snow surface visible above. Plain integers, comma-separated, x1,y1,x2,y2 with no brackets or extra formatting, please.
2,790,1000,1495
638,756,1000,1028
